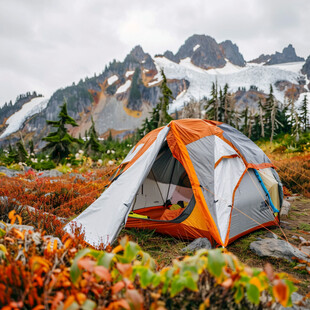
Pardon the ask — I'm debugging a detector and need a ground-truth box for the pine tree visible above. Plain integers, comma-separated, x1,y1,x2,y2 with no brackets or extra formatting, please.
299,95,309,132
205,82,219,121
158,70,173,126
258,99,265,138
241,105,249,136
264,85,274,138
16,140,28,163
42,102,80,163
84,117,101,154
28,140,35,155
7,144,18,164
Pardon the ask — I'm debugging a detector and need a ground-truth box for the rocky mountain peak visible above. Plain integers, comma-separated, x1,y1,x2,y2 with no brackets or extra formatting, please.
219,40,246,67
266,44,305,65
161,34,245,69
129,45,146,62
125,45,155,71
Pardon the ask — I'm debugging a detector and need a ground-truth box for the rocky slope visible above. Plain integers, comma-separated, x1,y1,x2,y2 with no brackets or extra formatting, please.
0,34,309,147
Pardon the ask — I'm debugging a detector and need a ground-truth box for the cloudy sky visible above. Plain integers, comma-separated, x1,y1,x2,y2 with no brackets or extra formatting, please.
1,0,309,106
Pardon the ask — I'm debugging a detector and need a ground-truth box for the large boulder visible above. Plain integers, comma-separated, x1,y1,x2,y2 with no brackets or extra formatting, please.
250,238,310,262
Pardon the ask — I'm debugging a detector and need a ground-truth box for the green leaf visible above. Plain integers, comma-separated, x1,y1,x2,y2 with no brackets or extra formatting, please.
170,275,184,297
234,284,244,304
207,249,225,278
125,241,141,261
97,252,115,269
161,268,174,294
246,283,260,305
81,299,97,310
0,228,6,238
183,274,198,291
134,266,155,288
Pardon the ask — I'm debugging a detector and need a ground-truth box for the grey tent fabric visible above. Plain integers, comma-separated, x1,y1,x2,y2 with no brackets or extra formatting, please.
186,136,218,229
229,169,276,240
219,124,271,165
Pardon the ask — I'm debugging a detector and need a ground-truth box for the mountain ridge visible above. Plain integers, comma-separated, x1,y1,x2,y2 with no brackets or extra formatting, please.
0,34,309,147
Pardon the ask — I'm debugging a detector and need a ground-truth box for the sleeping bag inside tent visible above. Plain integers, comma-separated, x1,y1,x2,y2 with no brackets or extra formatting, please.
64,119,283,247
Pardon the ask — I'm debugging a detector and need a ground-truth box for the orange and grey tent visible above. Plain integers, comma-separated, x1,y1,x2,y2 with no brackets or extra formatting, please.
65,119,283,247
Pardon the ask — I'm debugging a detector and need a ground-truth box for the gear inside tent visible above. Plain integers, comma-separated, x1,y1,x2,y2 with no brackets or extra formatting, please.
64,119,283,248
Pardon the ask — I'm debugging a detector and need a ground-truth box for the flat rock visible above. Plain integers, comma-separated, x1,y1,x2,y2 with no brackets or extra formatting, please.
300,246,310,256
182,238,212,252
280,200,291,219
37,169,63,178
0,166,20,178
250,238,310,262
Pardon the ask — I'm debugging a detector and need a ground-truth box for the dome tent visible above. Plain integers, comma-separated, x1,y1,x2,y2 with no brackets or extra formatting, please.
65,119,283,247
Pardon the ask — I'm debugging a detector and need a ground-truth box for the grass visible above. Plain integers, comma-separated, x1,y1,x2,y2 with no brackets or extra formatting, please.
299,223,310,231
117,196,310,295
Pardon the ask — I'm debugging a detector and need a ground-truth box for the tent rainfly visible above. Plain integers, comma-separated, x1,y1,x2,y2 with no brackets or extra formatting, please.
65,119,283,247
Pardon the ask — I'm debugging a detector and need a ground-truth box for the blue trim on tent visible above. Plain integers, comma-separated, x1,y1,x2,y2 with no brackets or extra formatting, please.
253,169,279,213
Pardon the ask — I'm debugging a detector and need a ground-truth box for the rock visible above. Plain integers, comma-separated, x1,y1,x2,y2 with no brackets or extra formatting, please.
0,166,20,178
37,169,63,178
182,238,212,252
291,235,299,240
44,235,63,248
301,55,310,79
250,238,310,262
299,236,307,243
280,292,310,309
280,200,291,219
285,196,299,202
219,40,246,67
264,232,278,239
266,44,305,66
300,246,310,257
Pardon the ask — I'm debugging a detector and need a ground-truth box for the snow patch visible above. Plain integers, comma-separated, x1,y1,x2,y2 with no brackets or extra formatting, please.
148,59,164,86
116,80,131,94
193,44,200,52
154,56,304,113
267,62,304,74
0,97,49,139
107,75,118,85
125,71,134,78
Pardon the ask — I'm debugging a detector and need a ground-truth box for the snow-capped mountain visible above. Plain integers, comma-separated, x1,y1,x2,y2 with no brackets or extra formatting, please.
0,34,309,146
0,96,48,139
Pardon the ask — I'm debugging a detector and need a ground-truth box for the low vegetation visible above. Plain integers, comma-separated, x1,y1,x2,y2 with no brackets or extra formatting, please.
0,212,299,309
